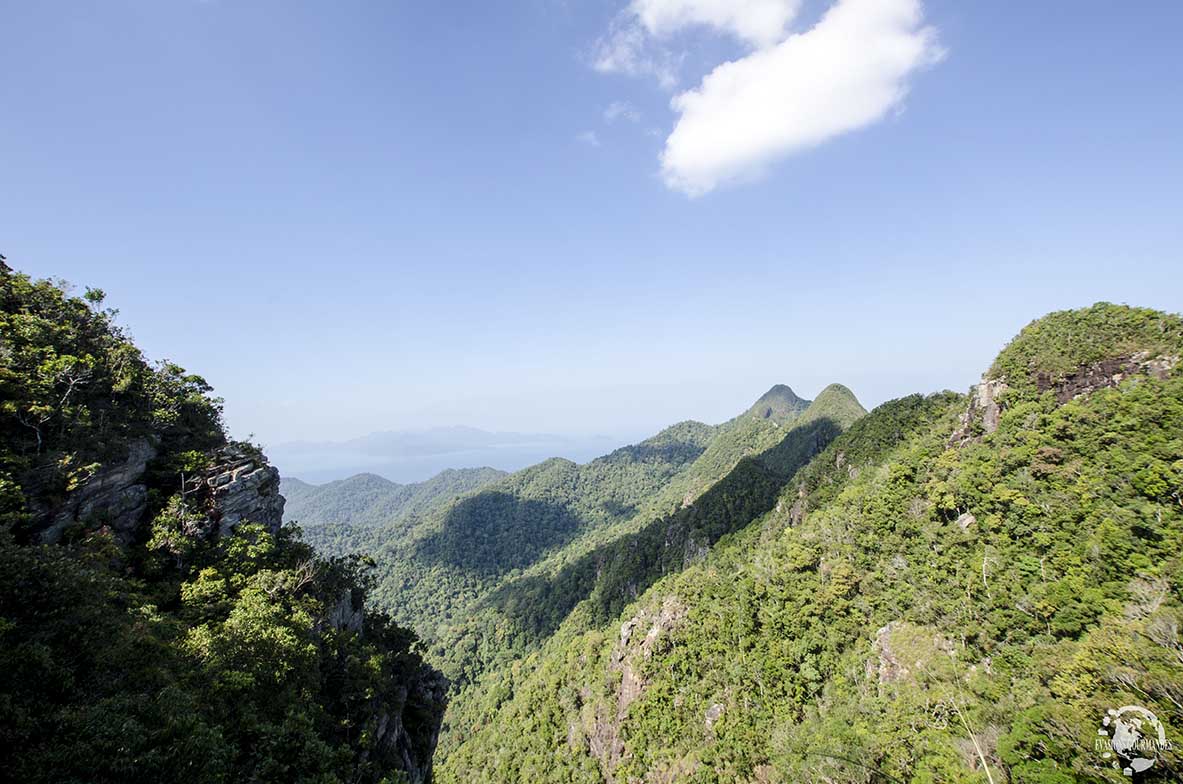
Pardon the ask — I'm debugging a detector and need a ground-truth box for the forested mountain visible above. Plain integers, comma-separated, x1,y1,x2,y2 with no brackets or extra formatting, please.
303,385,864,674
302,380,868,761
438,303,1183,783
0,265,447,784
304,418,722,649
6,259,1180,784
282,466,507,529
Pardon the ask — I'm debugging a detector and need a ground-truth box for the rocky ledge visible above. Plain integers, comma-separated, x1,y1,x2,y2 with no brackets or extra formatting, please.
952,351,1178,444
38,440,285,545
198,444,286,537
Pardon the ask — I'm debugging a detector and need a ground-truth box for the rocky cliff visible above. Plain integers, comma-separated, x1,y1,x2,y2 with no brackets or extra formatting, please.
28,438,446,784
1,264,447,784
36,440,286,545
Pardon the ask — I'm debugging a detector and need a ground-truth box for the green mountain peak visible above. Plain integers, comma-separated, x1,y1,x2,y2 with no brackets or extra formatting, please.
746,383,810,423
988,302,1183,397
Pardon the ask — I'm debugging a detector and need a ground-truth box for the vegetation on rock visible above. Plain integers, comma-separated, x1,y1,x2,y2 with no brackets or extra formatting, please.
436,304,1183,783
7,260,1180,784
0,265,446,784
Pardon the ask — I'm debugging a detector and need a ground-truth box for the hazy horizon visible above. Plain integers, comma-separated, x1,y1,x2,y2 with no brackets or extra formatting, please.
270,424,625,484
5,1,1181,448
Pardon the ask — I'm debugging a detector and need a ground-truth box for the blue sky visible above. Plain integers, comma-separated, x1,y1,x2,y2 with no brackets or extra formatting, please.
3,1,1181,452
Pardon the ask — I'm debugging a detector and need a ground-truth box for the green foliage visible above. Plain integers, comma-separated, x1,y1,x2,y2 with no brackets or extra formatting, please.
0,266,225,535
285,467,508,531
0,266,442,783
437,305,1183,783
0,523,436,784
299,383,868,771
308,420,722,654
989,302,1183,397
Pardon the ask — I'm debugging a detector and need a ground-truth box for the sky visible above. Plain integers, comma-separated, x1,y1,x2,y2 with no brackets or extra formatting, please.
3,0,1182,455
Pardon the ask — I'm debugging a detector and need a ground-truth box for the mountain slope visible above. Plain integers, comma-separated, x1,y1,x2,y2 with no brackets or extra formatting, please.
306,387,865,702
0,265,446,784
744,383,810,423
283,466,507,529
433,384,867,754
439,303,1183,783
317,420,720,647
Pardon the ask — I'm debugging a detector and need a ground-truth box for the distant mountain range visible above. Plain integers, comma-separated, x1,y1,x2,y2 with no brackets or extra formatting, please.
283,467,507,530
11,268,1183,784
269,426,619,483
301,382,868,693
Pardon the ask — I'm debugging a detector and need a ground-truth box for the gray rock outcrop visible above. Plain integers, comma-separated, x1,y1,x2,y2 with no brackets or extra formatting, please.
951,351,1178,446
41,438,157,543
200,445,285,537
1035,351,1177,402
37,439,285,544
369,669,449,784
949,379,1008,445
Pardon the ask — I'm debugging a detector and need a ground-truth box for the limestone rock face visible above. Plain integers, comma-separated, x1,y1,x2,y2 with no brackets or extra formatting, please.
326,588,365,633
581,596,689,782
952,352,1178,446
36,440,285,544
42,438,157,544
1036,351,1178,402
201,445,285,537
370,669,449,784
949,379,1008,445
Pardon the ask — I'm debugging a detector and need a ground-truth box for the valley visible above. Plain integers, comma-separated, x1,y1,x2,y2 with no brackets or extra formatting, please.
3,262,1180,783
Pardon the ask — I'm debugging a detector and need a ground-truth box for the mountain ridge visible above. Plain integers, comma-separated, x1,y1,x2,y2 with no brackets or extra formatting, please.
744,383,809,423
9,261,1180,784
437,303,1183,783
283,466,508,530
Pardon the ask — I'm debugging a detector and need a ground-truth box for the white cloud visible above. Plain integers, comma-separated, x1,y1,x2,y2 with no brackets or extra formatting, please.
604,101,642,124
593,0,799,85
576,130,602,147
633,0,802,46
660,0,944,195
592,16,680,87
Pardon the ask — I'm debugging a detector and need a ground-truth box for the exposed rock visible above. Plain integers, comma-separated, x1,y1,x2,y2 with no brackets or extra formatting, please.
953,353,1178,446
199,445,285,537
41,438,157,543
1036,351,1178,402
588,597,688,782
869,621,954,688
619,618,638,648
789,486,807,526
33,439,285,545
312,567,444,783
956,512,976,531
682,534,708,567
704,702,725,729
369,667,449,784
949,379,1008,445
326,588,365,633
871,621,907,684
